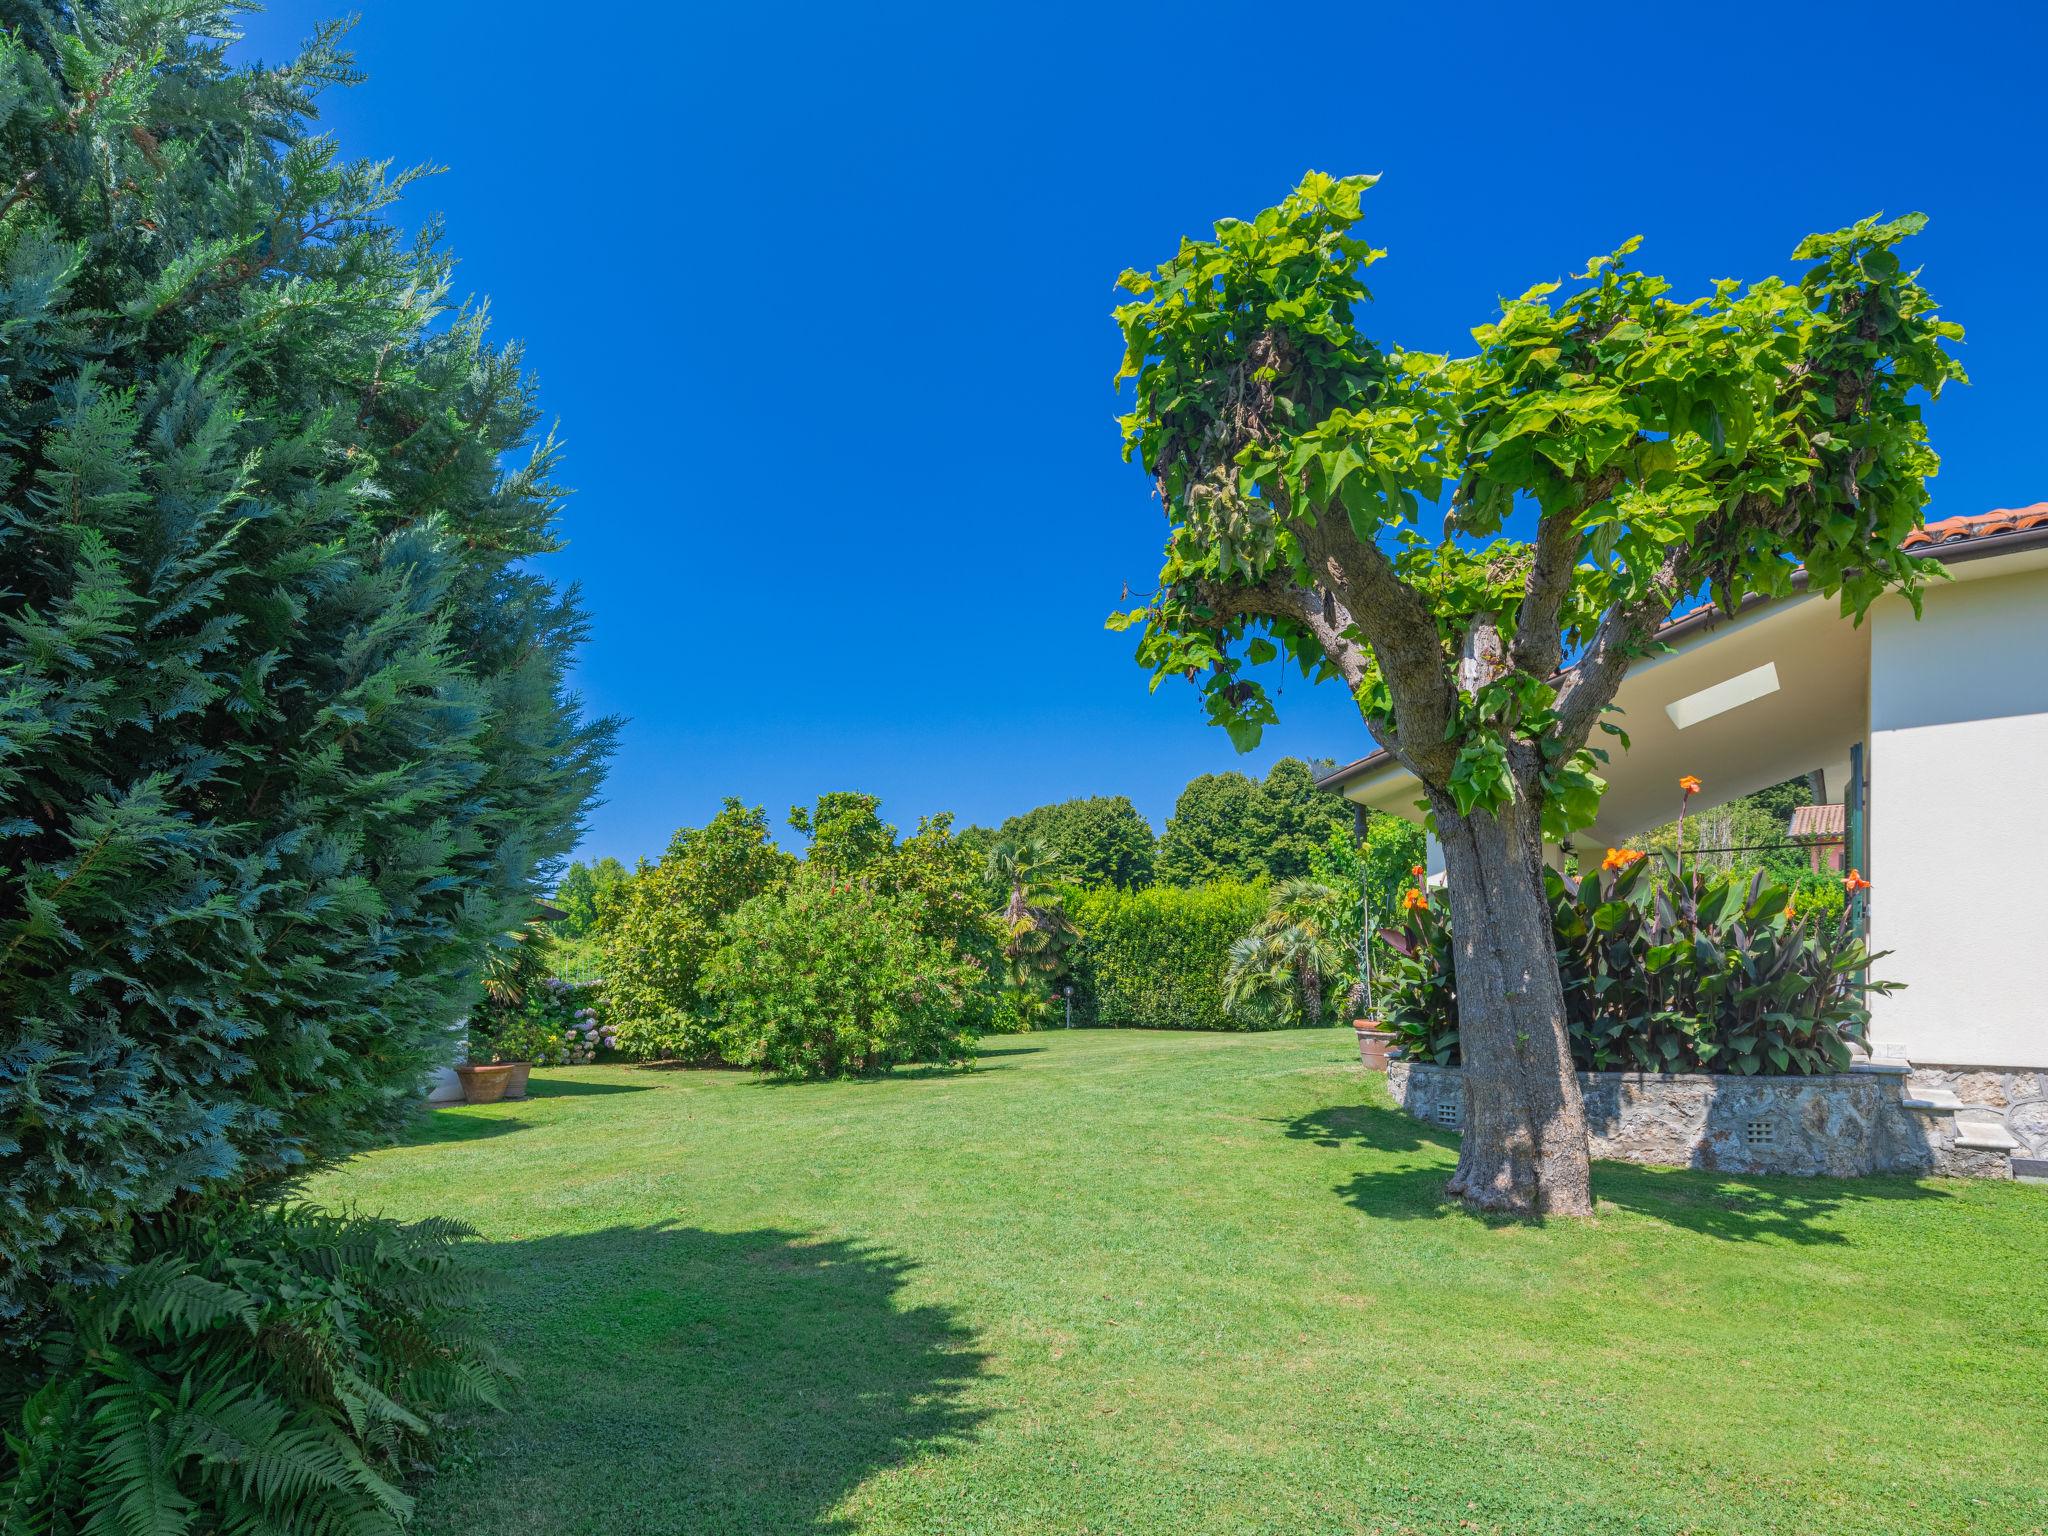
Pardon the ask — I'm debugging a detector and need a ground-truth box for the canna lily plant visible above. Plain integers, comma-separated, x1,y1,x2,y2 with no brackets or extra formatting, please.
1381,853,1892,1076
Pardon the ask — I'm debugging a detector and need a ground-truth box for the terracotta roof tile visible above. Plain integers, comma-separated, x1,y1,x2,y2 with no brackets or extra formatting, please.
1788,803,1845,841
1902,503,2048,549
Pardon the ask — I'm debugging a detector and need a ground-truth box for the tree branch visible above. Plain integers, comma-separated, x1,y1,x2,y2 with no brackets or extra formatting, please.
1510,463,1627,679
1551,545,1690,750
1187,571,1365,688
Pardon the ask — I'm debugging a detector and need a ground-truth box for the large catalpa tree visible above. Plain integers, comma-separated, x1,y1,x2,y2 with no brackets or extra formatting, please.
1110,173,1962,1216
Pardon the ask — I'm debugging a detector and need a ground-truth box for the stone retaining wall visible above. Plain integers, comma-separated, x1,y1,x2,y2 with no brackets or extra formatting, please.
1385,1060,2007,1178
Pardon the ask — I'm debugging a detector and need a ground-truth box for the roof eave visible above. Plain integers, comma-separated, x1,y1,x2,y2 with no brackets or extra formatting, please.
1310,522,2048,797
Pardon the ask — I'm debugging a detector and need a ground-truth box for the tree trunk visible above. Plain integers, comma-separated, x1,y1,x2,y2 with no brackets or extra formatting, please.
1427,790,1594,1218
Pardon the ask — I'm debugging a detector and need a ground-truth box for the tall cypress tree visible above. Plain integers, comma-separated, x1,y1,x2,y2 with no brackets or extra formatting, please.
0,3,613,1351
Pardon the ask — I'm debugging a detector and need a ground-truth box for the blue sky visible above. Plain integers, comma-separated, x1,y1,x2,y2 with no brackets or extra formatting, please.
237,2,2047,864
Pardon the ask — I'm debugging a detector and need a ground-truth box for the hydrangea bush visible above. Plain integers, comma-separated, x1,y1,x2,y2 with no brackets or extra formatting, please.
468,978,614,1066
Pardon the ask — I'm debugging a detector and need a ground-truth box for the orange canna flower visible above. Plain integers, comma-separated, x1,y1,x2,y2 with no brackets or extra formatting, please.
1844,869,1872,893
1400,887,1429,912
1678,775,1703,797
1783,900,1796,920
1601,847,1645,872
1411,864,1425,878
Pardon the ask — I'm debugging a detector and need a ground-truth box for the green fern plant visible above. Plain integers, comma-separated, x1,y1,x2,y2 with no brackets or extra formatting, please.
1,1206,509,1536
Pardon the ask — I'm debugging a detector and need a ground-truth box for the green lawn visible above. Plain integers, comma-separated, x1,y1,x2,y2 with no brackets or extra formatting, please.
310,1030,2047,1536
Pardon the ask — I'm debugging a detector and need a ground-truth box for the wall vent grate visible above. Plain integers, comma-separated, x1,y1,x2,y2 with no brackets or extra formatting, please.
1744,1119,1776,1147
1435,1102,1460,1127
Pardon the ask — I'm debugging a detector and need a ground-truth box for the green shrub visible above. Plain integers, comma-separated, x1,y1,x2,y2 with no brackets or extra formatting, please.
599,801,794,1061
703,869,979,1078
880,814,1011,1033
1071,881,1271,1030
553,857,629,937
607,1007,711,1066
1380,854,1891,1074
539,929,606,985
1307,818,1429,1010
987,836,1080,1028
0,1204,508,1535
1785,868,1849,925
1375,883,1459,1062
0,7,608,1354
600,804,1016,1054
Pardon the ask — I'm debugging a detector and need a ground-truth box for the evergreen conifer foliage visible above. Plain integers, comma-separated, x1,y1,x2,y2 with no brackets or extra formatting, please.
0,5,612,1349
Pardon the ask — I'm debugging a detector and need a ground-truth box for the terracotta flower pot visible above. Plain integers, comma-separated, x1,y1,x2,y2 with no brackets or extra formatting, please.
500,1060,532,1100
454,1063,516,1105
1353,1020,1397,1072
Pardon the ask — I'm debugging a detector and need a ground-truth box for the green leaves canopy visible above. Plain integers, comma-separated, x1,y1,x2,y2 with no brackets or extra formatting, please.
0,4,612,1349
994,795,1156,890
1110,171,1964,832
1155,757,1349,886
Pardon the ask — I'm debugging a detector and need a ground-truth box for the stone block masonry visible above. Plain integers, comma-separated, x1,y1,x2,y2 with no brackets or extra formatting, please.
1385,1060,2026,1179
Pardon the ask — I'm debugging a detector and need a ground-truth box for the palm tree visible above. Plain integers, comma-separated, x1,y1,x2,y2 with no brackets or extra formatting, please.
1223,880,1348,1027
987,837,1078,1006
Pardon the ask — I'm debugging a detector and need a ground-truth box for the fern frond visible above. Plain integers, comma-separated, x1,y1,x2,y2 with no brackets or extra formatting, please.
78,1365,194,1536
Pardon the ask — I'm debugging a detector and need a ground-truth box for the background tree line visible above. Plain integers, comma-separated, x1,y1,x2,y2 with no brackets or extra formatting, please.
543,759,1434,1064
549,765,1851,1068
553,754,1377,942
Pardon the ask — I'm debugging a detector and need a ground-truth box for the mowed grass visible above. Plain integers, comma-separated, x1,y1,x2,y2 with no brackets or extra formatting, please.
309,1030,2048,1536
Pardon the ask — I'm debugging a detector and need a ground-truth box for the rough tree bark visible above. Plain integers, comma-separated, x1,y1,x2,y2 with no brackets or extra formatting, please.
1193,542,1608,1219
1427,791,1593,1217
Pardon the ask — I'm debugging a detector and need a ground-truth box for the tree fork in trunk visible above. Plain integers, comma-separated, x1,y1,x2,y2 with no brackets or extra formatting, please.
1428,791,1594,1218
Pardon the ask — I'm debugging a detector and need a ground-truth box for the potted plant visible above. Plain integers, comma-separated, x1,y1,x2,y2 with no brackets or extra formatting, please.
1353,1017,1398,1071
1353,875,1427,1070
453,1061,518,1104
458,1003,534,1101
480,1007,565,1099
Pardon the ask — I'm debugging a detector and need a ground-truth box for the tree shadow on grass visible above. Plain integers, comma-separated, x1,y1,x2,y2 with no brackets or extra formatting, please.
1279,1101,1457,1159
402,1109,531,1147
1592,1161,1949,1245
421,1224,987,1535
521,1076,655,1098
1283,1100,1952,1244
747,1055,1021,1089
401,1078,653,1147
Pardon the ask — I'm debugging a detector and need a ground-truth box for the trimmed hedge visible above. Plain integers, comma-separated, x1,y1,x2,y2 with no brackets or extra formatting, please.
1070,881,1271,1030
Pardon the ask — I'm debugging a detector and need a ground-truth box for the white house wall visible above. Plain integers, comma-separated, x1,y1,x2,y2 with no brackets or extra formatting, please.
1868,560,2048,1069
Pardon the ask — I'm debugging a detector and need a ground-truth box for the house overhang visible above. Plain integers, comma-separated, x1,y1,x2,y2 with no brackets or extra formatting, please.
1316,516,2048,847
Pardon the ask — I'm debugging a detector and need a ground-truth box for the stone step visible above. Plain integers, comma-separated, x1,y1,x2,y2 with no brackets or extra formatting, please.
1901,1087,1963,1112
1953,1117,2022,1153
